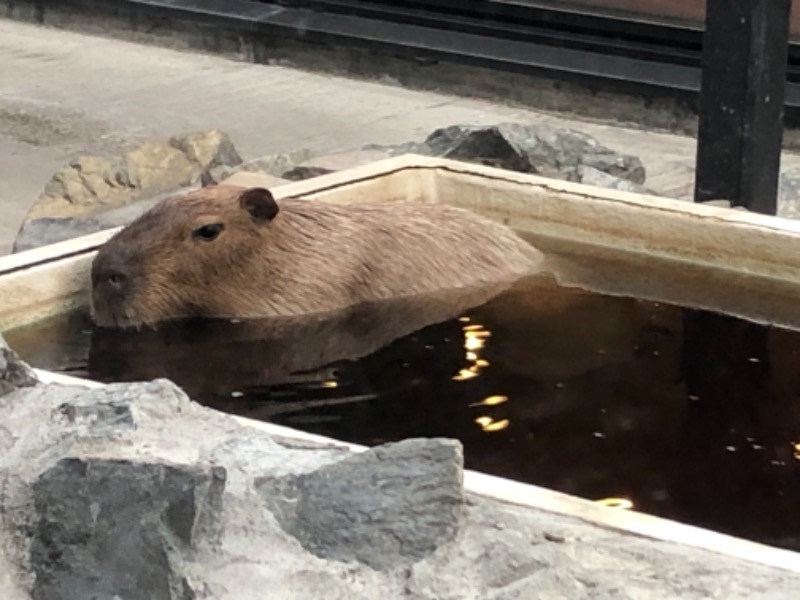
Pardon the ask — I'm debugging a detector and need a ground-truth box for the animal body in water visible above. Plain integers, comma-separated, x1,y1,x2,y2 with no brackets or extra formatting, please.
88,283,510,398
90,184,546,328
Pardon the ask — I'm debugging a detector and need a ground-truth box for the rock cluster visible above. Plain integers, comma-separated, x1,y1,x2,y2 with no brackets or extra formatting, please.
366,122,648,189
12,141,320,253
17,121,800,254
28,130,242,221
13,130,245,253
13,123,650,253
0,355,798,598
208,148,312,183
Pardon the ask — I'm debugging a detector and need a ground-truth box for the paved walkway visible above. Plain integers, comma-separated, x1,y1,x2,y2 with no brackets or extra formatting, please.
0,18,797,255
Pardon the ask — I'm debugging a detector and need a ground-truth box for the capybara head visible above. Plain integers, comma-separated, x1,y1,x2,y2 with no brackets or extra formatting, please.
91,185,279,328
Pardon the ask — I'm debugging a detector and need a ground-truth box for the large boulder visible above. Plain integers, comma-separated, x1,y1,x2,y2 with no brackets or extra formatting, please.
12,186,193,253
32,458,225,600
22,130,242,222
257,438,463,570
366,122,647,186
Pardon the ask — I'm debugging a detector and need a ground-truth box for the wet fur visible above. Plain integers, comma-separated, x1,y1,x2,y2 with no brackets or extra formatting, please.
88,283,514,397
91,185,545,327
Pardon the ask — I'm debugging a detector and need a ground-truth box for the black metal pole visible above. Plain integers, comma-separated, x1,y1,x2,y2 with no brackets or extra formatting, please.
694,0,791,215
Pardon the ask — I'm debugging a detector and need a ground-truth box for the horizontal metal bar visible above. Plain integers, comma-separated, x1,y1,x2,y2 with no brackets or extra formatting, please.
33,0,800,121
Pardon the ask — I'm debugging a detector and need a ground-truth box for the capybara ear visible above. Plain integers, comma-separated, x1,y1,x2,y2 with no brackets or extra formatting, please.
200,169,218,188
239,188,280,222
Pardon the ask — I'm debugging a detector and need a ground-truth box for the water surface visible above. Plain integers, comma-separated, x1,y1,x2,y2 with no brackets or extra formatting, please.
8,266,800,552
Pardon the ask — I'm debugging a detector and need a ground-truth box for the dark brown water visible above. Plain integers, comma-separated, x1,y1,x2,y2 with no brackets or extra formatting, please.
7,274,800,552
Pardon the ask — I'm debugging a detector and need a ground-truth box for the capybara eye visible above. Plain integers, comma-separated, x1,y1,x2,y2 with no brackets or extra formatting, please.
107,272,126,290
192,223,225,241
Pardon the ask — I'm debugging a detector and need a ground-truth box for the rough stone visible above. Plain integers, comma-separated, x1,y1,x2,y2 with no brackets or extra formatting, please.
12,145,312,254
366,122,646,185
13,146,322,252
13,187,194,253
779,166,800,219
257,438,463,570
22,130,243,222
12,217,107,252
35,156,129,218
31,458,226,600
14,121,647,253
169,129,242,170
267,149,395,181
211,149,313,183
0,372,799,598
298,149,394,172
120,138,196,192
577,165,650,194
281,165,336,181
0,337,37,396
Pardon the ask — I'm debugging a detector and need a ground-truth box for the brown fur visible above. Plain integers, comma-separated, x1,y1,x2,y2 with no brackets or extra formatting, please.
90,185,545,328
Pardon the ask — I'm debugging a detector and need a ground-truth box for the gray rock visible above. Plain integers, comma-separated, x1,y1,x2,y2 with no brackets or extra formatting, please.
424,124,532,172
281,165,336,181
211,148,313,183
56,389,136,435
365,140,430,157
577,165,650,194
366,122,646,184
224,148,392,184
12,217,108,253
0,343,37,397
779,166,800,219
169,129,242,170
91,188,183,225
298,149,394,172
13,186,194,253
257,438,463,570
31,458,225,600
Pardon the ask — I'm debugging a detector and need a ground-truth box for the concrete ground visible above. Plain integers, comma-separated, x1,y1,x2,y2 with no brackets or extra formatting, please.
2,17,800,256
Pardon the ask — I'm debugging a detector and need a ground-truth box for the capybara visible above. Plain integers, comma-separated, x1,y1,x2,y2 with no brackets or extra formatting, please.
90,184,545,328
